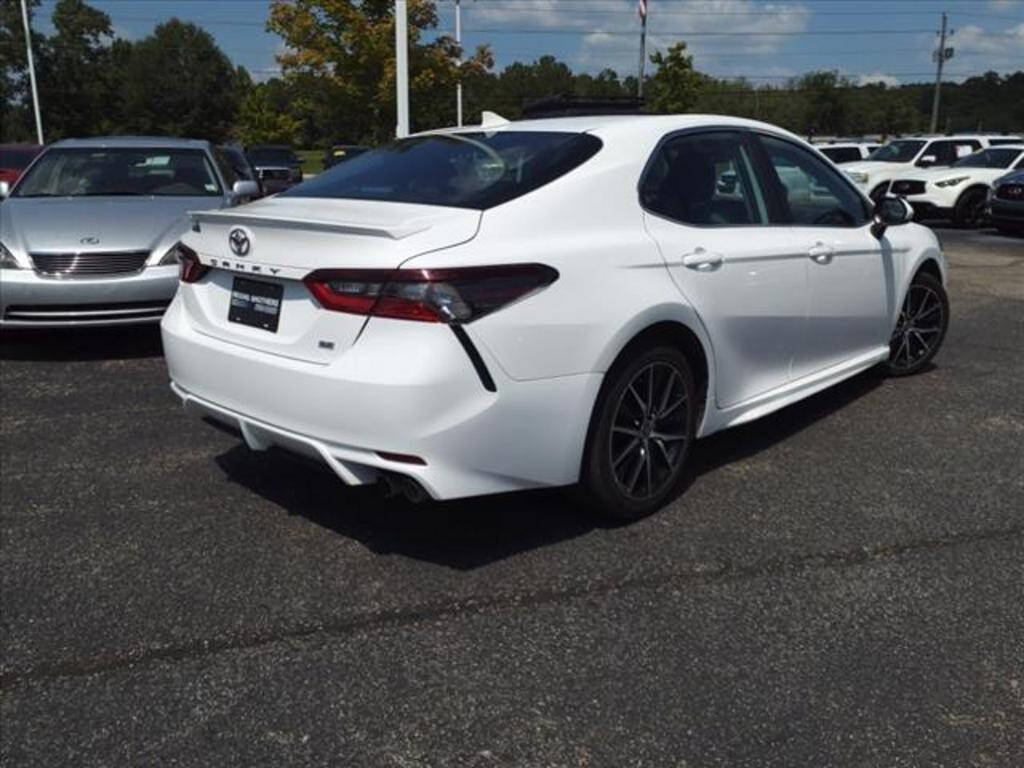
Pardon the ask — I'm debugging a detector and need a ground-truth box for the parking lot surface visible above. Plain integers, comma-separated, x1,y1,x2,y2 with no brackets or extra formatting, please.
1,228,1022,766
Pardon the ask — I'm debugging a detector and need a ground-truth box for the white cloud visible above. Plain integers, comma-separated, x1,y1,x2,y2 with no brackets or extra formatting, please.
917,23,1024,80
466,0,811,78
857,73,901,88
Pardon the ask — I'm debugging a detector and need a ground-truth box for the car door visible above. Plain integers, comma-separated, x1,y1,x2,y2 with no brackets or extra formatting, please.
641,130,809,409
753,133,890,379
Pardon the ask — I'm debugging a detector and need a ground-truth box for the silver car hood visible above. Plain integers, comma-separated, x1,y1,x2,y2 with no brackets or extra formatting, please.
1,196,226,256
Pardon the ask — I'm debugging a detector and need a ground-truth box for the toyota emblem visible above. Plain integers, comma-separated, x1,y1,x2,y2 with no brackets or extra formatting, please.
228,228,251,256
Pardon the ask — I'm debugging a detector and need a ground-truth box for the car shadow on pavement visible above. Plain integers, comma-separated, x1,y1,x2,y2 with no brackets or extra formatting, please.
0,326,164,361
212,367,889,570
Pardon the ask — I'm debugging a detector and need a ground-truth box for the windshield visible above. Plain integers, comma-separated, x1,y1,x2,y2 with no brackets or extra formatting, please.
248,148,298,166
866,140,926,163
0,147,39,170
285,131,603,210
952,148,1022,169
14,148,221,198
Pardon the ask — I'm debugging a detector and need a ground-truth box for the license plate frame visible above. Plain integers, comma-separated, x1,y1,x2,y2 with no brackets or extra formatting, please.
228,276,283,333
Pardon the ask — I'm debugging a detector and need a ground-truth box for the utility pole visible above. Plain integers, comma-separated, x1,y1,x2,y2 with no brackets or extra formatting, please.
930,12,954,134
395,0,410,138
455,0,463,126
20,0,44,144
637,0,648,99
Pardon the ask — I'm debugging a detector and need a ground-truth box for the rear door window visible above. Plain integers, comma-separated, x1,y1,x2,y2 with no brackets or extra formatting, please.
640,131,767,226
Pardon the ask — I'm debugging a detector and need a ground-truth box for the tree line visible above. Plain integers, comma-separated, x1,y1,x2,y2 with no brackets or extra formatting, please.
3,0,1022,149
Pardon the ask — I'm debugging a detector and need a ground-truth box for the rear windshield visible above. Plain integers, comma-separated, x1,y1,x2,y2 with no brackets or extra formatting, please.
248,148,298,166
952,148,1022,169
14,147,222,198
284,131,603,210
0,147,39,170
866,140,926,163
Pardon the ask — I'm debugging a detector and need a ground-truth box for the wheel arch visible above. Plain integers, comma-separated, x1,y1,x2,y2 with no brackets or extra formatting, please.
954,183,991,209
593,305,716,436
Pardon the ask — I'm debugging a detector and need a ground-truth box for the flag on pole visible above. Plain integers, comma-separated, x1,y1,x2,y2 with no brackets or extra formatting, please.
637,0,647,20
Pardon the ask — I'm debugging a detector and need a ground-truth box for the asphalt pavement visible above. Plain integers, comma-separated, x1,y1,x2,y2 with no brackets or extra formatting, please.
1,227,1022,767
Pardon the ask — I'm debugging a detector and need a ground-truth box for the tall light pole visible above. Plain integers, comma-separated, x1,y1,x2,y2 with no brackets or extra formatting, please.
455,0,463,126
930,12,954,134
637,0,647,99
20,0,44,144
395,0,410,138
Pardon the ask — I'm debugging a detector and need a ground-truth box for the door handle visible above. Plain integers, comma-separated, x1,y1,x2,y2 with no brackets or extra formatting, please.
808,241,834,263
682,248,724,270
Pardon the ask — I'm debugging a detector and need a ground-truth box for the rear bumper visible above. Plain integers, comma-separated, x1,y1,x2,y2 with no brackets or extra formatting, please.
0,266,178,327
161,295,602,500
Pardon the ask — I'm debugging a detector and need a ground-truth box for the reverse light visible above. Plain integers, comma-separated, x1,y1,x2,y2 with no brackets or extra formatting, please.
174,242,210,283
304,264,559,323
0,241,21,270
935,176,969,188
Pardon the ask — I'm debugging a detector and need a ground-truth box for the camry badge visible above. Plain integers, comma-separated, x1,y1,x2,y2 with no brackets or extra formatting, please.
228,228,251,256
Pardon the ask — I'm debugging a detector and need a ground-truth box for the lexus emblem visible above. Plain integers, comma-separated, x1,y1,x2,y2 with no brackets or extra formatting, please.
228,228,251,256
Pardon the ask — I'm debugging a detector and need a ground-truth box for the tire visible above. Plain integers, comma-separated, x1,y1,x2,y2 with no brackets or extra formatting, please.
578,344,697,522
884,271,949,377
953,188,989,229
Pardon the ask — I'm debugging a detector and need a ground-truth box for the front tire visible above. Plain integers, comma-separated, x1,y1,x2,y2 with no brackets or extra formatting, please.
953,188,989,229
884,271,949,377
578,345,697,522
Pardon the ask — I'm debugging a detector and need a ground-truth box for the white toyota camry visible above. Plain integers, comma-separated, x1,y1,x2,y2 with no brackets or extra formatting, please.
161,114,949,520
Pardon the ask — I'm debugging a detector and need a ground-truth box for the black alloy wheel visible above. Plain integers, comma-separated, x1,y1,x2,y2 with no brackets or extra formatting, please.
579,345,697,521
954,188,989,229
885,271,949,376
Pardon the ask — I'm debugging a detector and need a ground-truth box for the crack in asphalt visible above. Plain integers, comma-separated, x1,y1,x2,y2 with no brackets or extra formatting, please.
2,524,1021,688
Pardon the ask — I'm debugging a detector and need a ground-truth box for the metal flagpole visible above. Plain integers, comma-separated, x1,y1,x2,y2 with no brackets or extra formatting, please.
20,0,44,144
637,0,647,99
455,0,463,126
929,13,954,134
395,0,410,138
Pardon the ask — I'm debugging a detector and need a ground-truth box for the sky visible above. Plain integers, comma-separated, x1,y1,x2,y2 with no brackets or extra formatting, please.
34,0,1024,87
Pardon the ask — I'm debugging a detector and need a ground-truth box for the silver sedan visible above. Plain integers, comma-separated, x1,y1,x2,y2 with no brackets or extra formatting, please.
0,137,258,327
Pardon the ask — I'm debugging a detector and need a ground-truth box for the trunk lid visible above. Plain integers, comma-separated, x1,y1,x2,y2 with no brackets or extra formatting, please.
179,197,481,364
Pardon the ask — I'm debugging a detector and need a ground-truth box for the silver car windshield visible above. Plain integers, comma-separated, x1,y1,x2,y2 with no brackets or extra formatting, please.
14,148,222,198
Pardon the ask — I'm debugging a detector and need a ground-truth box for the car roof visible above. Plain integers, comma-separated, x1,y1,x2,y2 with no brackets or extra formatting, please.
418,113,808,145
50,136,212,150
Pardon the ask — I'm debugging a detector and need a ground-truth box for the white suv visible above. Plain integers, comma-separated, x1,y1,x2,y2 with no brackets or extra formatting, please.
890,145,1024,227
844,135,1023,202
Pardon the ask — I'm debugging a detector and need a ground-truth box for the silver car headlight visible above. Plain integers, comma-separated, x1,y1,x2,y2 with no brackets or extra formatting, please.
157,243,186,266
935,176,969,188
847,171,869,184
0,241,21,269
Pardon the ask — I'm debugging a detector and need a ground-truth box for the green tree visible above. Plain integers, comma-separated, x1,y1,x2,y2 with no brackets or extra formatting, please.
646,42,704,114
119,19,241,142
267,0,492,143
36,0,116,138
237,80,303,146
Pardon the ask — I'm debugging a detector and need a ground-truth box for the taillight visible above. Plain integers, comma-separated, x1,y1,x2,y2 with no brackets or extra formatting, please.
174,242,209,283
304,264,558,323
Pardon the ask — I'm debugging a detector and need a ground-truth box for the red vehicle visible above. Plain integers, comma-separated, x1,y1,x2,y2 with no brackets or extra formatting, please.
0,144,43,188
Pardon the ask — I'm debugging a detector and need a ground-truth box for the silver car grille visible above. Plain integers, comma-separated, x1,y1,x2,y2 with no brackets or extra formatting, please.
30,251,150,277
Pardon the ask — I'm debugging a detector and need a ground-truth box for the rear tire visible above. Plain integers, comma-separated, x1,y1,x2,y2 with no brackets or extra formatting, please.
884,271,949,377
953,188,989,229
578,344,697,522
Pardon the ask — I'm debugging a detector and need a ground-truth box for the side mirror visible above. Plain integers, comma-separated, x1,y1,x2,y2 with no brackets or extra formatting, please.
917,154,938,167
0,181,9,200
871,195,913,239
231,179,260,200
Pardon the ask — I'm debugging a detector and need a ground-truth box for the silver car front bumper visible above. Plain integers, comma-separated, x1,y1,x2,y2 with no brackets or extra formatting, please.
0,265,179,327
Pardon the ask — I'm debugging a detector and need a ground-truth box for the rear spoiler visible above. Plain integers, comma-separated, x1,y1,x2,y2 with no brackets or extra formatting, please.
189,209,431,240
